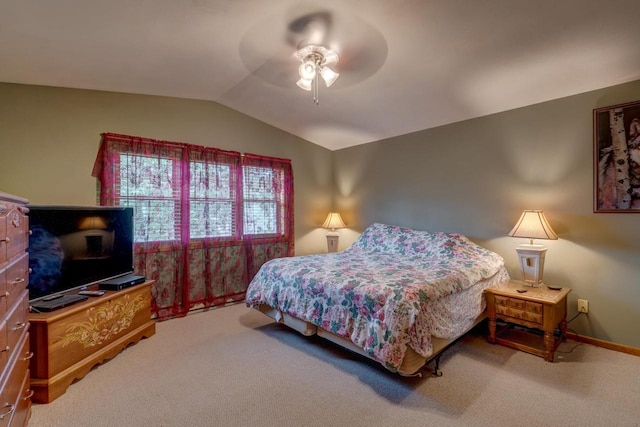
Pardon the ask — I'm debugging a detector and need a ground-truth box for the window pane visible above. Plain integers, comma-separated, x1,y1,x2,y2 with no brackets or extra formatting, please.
118,154,180,242
243,166,275,199
244,201,277,234
190,162,231,199
190,201,233,238
189,161,235,238
120,154,175,198
243,165,282,235
122,199,178,242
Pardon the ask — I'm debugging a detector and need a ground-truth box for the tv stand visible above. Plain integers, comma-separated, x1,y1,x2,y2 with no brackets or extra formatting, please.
27,281,155,403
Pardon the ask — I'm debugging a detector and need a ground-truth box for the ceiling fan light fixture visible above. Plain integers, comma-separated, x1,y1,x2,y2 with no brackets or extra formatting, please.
295,44,339,105
321,51,339,67
296,77,313,91
320,66,339,87
299,60,317,80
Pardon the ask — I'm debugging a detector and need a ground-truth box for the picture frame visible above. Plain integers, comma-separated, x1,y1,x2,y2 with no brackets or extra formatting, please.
593,100,640,212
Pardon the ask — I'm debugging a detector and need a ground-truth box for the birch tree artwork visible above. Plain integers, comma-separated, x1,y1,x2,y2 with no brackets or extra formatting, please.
595,101,640,212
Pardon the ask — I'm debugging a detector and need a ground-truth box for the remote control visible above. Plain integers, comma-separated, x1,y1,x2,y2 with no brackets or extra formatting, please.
78,290,105,297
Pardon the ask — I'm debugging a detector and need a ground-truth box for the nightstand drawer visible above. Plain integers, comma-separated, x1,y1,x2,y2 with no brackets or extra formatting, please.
494,296,509,307
526,301,542,314
494,296,526,310
495,305,541,325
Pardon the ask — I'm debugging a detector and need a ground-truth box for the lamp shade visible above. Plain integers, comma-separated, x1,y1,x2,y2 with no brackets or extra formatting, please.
78,216,108,230
508,210,557,243
322,212,346,230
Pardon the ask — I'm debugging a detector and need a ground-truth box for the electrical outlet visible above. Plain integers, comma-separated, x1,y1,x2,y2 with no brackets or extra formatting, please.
577,299,589,314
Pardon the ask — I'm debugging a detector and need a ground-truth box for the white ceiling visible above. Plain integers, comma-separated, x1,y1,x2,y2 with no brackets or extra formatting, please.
2,0,640,151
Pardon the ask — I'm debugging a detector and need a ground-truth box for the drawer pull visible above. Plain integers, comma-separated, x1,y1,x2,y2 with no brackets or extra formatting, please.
11,322,26,331
23,389,35,401
22,351,34,361
1,346,9,353
0,236,9,243
0,291,8,299
11,278,25,285
0,403,14,419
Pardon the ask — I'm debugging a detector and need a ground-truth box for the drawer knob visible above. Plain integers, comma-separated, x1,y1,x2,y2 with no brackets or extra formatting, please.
11,278,25,285
0,403,14,419
0,236,9,243
11,322,26,331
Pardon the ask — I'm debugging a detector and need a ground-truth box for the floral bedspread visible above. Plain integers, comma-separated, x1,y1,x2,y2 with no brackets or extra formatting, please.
245,223,506,372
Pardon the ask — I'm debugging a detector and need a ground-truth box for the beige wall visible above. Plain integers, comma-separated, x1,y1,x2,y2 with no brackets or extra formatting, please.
3,80,640,348
0,83,332,255
334,79,640,348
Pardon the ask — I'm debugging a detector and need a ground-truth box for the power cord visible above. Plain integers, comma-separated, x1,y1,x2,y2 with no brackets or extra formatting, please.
567,310,586,324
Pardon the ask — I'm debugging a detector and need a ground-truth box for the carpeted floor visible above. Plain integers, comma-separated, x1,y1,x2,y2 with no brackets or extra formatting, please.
29,303,640,427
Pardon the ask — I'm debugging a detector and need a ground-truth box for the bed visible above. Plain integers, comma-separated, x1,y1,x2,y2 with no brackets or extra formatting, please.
245,223,509,376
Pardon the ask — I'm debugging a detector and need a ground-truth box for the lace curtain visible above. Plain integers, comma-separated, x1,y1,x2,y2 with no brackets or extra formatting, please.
92,133,294,319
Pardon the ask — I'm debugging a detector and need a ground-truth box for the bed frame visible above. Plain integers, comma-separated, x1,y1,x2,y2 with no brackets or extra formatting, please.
257,304,487,377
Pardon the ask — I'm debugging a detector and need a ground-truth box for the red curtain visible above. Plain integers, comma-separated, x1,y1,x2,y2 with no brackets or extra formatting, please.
92,133,294,319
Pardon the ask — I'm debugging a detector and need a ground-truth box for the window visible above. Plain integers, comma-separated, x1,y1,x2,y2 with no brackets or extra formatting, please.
243,165,283,235
92,133,293,245
118,154,182,242
92,133,294,319
189,161,236,239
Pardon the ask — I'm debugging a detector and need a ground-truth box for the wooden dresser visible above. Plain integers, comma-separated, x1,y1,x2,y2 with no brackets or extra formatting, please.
0,192,32,427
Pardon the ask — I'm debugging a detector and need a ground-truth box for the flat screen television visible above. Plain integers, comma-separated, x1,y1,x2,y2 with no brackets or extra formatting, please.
27,206,134,302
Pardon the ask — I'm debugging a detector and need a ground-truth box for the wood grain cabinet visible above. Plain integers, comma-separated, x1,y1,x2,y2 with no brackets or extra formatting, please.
28,281,155,403
485,280,571,362
0,192,32,427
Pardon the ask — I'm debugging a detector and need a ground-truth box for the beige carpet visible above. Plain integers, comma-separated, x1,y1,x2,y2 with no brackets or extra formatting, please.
29,303,640,427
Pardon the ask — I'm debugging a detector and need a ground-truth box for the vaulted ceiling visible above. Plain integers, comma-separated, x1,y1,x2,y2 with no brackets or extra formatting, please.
2,0,640,150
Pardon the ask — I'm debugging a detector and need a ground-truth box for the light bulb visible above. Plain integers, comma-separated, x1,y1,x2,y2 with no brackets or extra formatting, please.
299,60,316,80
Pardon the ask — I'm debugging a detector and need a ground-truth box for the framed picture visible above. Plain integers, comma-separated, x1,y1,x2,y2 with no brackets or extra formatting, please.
593,100,640,212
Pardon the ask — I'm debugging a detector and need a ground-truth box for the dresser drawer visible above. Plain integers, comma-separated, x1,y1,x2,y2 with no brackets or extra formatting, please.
0,320,7,376
0,204,28,265
4,254,28,312
0,268,7,320
9,368,32,427
5,291,28,366
0,332,31,427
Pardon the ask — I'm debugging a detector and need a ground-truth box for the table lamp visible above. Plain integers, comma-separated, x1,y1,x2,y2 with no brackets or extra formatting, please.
507,210,558,287
322,212,346,253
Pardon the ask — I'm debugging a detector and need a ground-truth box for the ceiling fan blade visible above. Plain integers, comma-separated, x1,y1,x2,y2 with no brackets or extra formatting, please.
238,7,387,89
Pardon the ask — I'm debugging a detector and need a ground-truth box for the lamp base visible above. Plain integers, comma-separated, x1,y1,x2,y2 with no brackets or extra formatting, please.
326,234,339,253
515,244,547,286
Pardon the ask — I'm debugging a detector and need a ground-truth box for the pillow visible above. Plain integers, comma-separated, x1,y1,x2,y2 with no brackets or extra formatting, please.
350,223,466,257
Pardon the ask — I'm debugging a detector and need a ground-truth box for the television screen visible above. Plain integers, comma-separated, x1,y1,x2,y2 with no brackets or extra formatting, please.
27,206,134,302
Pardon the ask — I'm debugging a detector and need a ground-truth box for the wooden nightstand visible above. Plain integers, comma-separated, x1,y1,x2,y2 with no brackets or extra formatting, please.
485,280,571,362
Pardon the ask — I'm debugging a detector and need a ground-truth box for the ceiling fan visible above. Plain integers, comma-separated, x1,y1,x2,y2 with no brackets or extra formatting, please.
238,6,388,103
